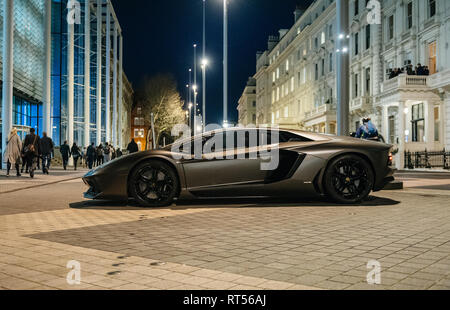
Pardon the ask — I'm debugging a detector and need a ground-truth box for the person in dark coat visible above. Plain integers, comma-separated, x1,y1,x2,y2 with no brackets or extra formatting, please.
127,139,139,154
22,128,41,178
60,141,70,170
86,143,96,170
40,132,54,175
71,143,81,171
96,144,104,166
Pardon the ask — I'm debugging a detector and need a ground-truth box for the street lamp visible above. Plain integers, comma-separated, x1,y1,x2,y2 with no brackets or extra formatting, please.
223,0,228,127
193,44,198,135
201,58,208,132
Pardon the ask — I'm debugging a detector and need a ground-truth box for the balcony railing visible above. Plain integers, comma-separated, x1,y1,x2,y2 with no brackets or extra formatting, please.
382,74,429,93
304,104,336,120
428,68,450,89
351,96,372,111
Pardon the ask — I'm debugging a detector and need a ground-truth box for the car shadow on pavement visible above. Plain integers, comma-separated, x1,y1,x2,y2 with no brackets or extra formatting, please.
70,195,400,211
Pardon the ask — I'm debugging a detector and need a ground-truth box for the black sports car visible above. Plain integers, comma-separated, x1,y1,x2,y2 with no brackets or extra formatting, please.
83,128,394,207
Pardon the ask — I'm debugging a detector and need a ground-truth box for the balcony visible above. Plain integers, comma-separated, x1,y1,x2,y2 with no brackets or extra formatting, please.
427,69,450,90
350,96,372,112
381,74,429,94
304,104,336,121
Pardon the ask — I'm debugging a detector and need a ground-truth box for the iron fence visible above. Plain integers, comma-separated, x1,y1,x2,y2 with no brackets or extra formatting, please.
404,149,450,170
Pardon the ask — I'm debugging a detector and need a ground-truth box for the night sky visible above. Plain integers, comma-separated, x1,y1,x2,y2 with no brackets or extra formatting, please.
110,0,314,125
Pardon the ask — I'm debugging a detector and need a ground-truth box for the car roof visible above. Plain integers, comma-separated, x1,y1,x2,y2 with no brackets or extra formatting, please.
174,127,332,144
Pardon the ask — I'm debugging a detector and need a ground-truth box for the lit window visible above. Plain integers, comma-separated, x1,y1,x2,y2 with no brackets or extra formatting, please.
284,106,289,118
321,31,325,45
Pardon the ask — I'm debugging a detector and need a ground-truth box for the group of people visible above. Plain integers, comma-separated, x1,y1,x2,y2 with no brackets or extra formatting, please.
389,63,431,79
3,126,142,177
2,128,54,178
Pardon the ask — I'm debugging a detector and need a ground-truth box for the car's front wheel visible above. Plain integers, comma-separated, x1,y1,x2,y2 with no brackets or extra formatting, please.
323,154,374,204
129,161,179,207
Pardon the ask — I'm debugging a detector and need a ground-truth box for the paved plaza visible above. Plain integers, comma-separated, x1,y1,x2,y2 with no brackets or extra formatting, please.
0,169,449,290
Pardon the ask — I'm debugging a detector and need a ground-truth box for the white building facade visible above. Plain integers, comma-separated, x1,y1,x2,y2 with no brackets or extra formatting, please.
239,0,450,169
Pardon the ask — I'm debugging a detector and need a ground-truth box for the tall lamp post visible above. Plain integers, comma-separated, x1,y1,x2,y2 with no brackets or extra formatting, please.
193,44,198,134
336,0,350,136
202,0,207,132
201,59,207,132
223,0,228,127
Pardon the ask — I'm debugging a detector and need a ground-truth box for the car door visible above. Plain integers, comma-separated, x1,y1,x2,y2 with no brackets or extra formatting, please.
182,129,271,193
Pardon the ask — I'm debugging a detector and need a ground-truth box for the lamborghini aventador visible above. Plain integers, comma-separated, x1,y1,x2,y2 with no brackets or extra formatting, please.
83,128,394,207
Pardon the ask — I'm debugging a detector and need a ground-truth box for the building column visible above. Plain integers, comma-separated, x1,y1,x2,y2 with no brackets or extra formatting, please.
96,0,102,145
382,105,389,142
84,0,91,147
1,0,13,170
425,100,436,147
112,25,118,147
43,0,52,137
118,34,123,149
445,92,450,149
105,3,111,144
397,101,406,170
68,22,75,155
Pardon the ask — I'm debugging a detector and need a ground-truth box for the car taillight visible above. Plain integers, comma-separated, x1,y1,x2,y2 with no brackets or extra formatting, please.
388,152,394,166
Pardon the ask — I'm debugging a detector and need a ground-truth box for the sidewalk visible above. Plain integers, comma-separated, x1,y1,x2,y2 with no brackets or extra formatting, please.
0,167,87,194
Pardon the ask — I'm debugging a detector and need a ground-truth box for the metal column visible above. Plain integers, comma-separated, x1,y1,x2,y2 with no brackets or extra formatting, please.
105,4,111,144
1,0,13,170
96,0,102,145
223,0,228,126
43,0,52,137
336,0,350,136
118,34,123,149
84,0,91,147
112,25,118,147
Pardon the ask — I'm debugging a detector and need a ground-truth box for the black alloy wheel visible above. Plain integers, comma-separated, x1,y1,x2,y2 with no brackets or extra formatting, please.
129,161,179,207
324,154,374,204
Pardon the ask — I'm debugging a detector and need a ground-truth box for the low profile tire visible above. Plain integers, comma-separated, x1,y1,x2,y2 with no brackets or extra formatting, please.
323,154,374,204
129,161,179,208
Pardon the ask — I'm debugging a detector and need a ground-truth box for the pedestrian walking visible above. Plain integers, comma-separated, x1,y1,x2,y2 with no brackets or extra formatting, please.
22,128,41,178
60,141,70,170
3,128,22,177
127,138,139,154
116,148,123,158
103,143,112,163
96,144,104,166
86,143,96,170
40,132,54,175
71,143,81,171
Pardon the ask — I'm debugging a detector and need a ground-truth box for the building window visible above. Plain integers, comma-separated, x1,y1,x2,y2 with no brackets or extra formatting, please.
429,0,436,18
272,72,276,82
290,76,295,92
284,106,289,118
329,53,333,72
252,101,256,107
429,41,437,75
434,106,440,142
407,2,413,29
365,68,371,95
321,59,325,76
315,64,319,80
388,15,394,41
321,31,326,45
365,25,371,50
354,32,359,55
411,103,425,142
354,0,359,16
315,37,319,49
353,74,359,98
286,59,289,72
276,67,280,79
252,114,257,123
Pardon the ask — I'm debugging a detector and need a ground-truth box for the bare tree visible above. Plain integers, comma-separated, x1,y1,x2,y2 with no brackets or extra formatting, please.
135,74,185,148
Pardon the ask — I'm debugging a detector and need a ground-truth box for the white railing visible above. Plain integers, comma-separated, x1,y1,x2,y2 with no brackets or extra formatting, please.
304,104,336,119
382,74,429,93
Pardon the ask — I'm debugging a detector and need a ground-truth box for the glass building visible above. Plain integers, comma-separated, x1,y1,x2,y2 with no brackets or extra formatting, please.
1,0,125,164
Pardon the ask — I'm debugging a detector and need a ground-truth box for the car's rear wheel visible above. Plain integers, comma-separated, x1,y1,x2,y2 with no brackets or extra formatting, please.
129,161,179,207
323,154,374,204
